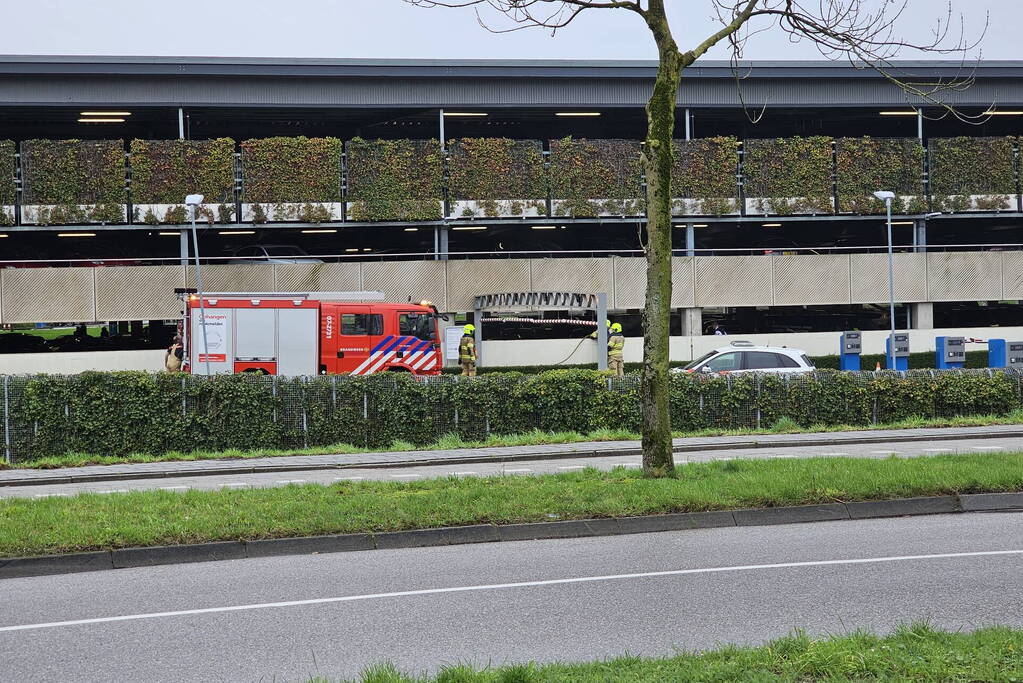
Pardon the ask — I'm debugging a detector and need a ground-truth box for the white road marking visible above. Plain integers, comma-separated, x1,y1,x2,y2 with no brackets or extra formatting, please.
453,472,477,476
159,486,189,492
973,446,1004,451
772,455,797,459
223,483,248,488
870,450,900,455
615,463,641,468
505,469,532,473
3,549,1021,634
96,489,129,494
714,457,733,461
821,453,849,456
558,465,585,470
333,477,364,482
390,474,420,479
33,493,69,498
275,480,307,484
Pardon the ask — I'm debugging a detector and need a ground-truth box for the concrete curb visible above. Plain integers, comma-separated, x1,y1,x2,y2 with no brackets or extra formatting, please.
2,492,1021,580
3,427,1023,488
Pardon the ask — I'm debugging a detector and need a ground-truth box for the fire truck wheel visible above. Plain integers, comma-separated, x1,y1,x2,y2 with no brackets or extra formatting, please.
241,368,270,375
385,367,411,373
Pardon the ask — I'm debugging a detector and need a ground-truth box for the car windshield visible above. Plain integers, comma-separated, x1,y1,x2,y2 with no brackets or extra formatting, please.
683,351,717,370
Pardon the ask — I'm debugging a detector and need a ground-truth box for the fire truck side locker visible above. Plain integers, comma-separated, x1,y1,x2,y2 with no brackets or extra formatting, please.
277,307,319,377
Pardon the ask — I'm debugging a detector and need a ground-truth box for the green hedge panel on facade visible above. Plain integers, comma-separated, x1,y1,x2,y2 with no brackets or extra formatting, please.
836,137,925,214
670,137,740,216
447,138,547,218
928,136,1016,213
0,140,14,226
130,138,236,225
20,139,126,225
240,136,343,223
743,136,834,216
548,137,645,218
345,138,443,221
6,369,1022,460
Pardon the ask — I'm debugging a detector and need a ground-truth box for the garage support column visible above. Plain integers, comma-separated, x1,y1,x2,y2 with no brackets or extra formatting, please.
685,223,695,256
913,219,927,253
178,108,185,140
680,307,702,336
180,230,189,266
911,302,934,329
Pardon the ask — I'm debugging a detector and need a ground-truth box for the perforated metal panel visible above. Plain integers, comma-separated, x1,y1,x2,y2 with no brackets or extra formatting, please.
849,253,928,303
927,252,1002,302
530,258,613,299
1000,252,1023,300
774,254,851,305
694,255,773,307
612,258,645,309
446,259,530,312
672,257,696,307
186,264,275,292
95,265,185,321
274,263,362,293
1,267,96,323
362,261,446,310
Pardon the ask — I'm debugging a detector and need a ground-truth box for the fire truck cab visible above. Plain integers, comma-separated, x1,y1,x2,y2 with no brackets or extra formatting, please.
181,291,442,377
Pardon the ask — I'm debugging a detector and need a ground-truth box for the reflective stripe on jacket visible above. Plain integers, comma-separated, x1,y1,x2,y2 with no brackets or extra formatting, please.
459,335,476,362
607,333,625,360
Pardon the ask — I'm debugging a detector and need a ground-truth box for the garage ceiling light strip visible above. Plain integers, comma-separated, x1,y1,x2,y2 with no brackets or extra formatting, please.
482,317,598,326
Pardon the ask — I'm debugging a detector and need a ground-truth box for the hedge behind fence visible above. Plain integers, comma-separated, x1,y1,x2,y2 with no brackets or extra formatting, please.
346,138,443,221
548,137,644,217
836,137,925,214
447,138,547,217
4,369,1020,461
671,137,739,215
928,136,1017,212
20,139,126,224
743,136,834,215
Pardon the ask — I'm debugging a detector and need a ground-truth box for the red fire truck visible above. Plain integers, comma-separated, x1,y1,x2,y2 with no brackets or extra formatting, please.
179,291,443,376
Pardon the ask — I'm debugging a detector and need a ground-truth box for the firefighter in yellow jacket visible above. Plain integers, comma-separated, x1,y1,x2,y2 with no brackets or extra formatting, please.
607,323,625,377
459,324,477,377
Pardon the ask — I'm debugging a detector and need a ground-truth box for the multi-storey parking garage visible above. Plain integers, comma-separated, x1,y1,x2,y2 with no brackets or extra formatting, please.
0,56,1021,367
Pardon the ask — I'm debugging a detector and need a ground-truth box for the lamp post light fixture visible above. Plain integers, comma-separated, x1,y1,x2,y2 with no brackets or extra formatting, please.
184,194,211,375
873,190,897,368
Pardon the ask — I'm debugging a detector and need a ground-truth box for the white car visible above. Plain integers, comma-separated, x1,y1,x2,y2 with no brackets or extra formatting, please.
676,341,816,374
227,245,323,265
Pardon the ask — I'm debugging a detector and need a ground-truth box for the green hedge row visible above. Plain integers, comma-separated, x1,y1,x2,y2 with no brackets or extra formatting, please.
5,369,1020,461
0,140,13,227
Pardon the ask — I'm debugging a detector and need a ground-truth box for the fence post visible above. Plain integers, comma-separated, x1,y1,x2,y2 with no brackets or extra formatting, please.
3,376,11,464
755,375,762,430
181,375,186,418
298,376,306,445
272,375,278,424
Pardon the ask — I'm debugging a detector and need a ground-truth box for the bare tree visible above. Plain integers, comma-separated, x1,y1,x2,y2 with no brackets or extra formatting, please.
406,0,979,477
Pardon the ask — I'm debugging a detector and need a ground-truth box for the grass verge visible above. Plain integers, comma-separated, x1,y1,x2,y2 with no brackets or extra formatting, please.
313,624,1023,682
8,410,1023,470
2,452,1022,557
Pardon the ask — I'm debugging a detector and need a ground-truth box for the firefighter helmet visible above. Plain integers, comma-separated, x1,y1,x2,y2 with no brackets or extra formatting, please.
463,324,476,334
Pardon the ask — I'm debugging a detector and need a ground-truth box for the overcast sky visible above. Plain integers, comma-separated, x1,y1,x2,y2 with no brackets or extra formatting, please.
2,0,1013,61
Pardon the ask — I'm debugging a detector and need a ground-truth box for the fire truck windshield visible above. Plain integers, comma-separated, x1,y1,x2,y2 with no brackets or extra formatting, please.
400,313,436,341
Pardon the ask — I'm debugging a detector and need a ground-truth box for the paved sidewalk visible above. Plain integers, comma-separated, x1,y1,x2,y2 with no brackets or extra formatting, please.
1,424,1021,488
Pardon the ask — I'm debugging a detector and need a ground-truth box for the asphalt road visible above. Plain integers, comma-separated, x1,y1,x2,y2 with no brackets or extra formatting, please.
2,513,1021,682
6,434,1021,500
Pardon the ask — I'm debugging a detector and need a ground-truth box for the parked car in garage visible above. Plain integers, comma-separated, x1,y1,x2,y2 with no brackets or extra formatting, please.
227,245,323,264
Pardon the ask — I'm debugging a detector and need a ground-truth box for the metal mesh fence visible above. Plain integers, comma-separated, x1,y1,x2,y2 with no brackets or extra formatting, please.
2,368,1022,463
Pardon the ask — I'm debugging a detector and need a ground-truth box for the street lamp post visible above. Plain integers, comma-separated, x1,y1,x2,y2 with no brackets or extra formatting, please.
873,190,896,368
184,194,211,376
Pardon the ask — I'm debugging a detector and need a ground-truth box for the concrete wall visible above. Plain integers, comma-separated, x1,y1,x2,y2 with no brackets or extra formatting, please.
1,326,1019,374
484,326,1023,366
0,349,165,374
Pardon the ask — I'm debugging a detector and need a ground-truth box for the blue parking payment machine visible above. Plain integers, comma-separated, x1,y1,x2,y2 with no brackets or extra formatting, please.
935,336,966,369
886,333,910,371
839,331,862,371
989,339,1023,369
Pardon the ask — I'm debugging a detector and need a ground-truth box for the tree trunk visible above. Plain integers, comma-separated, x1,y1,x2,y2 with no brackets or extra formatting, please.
640,25,683,478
